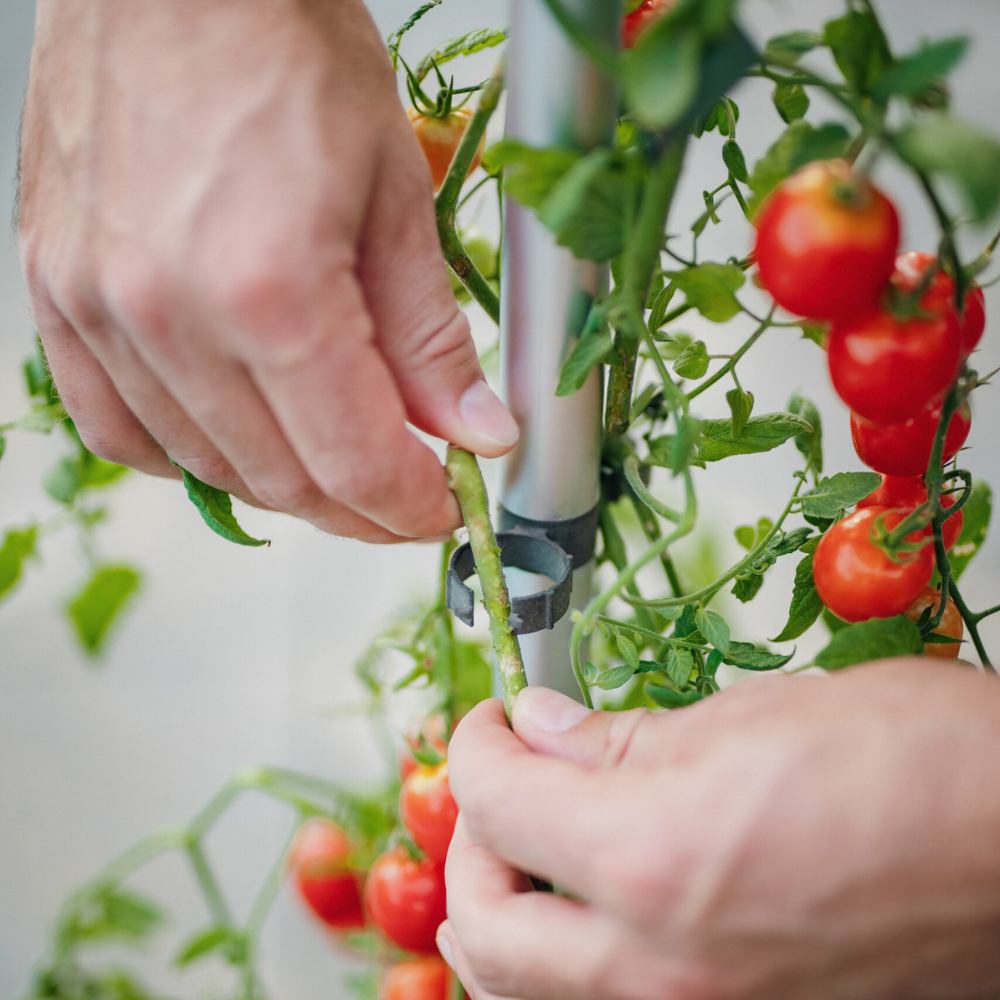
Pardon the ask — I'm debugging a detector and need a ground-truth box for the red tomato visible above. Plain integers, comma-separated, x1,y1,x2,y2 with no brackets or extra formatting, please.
622,0,675,48
891,251,986,356
813,507,935,623
400,763,458,865
754,160,899,323
382,956,452,1000
399,714,449,783
365,847,447,955
850,400,971,477
904,585,964,660
288,819,365,931
407,107,483,192
827,307,961,424
855,475,963,550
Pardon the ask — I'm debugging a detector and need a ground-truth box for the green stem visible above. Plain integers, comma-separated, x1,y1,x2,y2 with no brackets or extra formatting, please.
245,824,297,941
445,447,526,719
686,311,772,402
597,501,660,634
624,455,681,522
186,839,233,928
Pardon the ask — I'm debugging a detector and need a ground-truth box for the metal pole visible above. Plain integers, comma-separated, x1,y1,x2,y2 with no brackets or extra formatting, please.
499,0,618,699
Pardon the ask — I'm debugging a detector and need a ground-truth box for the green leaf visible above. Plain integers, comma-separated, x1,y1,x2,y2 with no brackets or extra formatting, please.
668,263,745,322
800,472,880,519
732,572,764,603
694,97,739,137
815,615,923,669
695,608,730,654
772,82,809,123
615,630,641,671
772,553,823,642
67,565,141,656
948,480,991,580
178,466,269,546
682,26,757,130
725,387,754,439
722,140,749,181
784,393,822,475
623,25,702,130
665,646,695,687
872,37,968,102
174,925,242,967
415,28,507,80
595,664,637,691
583,660,599,683
823,607,851,634
762,30,824,67
646,683,704,708
697,411,812,463
672,340,709,379
16,403,65,434
0,527,37,602
482,140,580,209
895,115,1000,221
63,885,164,945
0,434,5,464
539,149,636,262
723,641,793,671
800,323,826,348
556,328,613,396
824,10,892,95
43,456,82,505
647,415,703,474
655,605,684,622
387,1,442,67
23,337,58,405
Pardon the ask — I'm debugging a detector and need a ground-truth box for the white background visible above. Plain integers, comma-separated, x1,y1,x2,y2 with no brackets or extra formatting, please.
2,1,999,997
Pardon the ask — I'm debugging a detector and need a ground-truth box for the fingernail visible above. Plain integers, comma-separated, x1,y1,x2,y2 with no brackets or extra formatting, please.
514,686,592,734
437,927,456,970
459,380,519,448
415,532,456,545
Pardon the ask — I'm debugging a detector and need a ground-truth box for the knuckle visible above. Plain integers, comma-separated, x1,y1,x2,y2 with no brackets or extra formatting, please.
247,471,318,515
98,256,171,339
404,309,478,377
76,422,144,468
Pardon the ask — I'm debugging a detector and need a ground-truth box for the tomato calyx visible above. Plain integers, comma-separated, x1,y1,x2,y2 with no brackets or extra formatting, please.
402,55,473,120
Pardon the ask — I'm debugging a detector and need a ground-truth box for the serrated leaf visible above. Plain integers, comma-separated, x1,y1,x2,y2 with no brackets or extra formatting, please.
763,30,824,66
65,886,164,945
595,664,637,690
0,527,37,602
895,116,1000,220
415,28,507,80
948,480,991,580
623,24,702,130
646,683,704,708
773,82,809,123
668,263,745,323
787,393,823,475
800,472,880,519
615,631,641,671
655,605,684,622
824,10,891,94
67,565,141,656
695,608,730,654
772,553,823,642
672,340,709,379
726,387,753,439
556,328,613,396
178,467,269,547
732,572,764,602
722,140,749,182
386,1,441,67
723,642,793,670
772,526,813,556
665,646,694,686
697,412,811,463
482,140,580,210
583,660,599,683
647,415,702,474
174,926,237,967
815,615,923,669
872,37,968,102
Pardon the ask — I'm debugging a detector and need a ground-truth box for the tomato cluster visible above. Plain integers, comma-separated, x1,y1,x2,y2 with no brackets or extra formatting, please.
287,714,459,996
622,0,675,48
755,160,980,655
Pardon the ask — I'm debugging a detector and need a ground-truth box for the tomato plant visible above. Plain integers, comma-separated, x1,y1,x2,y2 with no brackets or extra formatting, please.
400,762,458,865
382,956,453,1000
407,107,483,192
622,0,675,49
904,586,964,659
856,475,963,551
364,847,448,956
288,818,365,931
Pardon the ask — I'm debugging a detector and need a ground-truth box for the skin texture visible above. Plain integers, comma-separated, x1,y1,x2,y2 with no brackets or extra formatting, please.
441,668,1000,1000
18,0,518,544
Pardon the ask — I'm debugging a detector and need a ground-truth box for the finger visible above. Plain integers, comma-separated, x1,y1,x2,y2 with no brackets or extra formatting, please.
360,117,519,458
33,301,176,478
443,818,691,1000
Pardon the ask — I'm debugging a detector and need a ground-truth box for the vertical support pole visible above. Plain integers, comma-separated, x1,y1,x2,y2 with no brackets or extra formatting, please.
499,0,618,699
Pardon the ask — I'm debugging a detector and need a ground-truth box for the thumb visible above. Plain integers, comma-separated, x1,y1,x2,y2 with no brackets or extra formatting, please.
511,686,666,769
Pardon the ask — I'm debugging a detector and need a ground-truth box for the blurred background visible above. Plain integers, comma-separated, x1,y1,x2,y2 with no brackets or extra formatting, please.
2,0,999,996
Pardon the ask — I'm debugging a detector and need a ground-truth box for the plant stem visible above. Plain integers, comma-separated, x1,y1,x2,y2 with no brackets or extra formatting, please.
445,447,526,720
185,839,233,928
686,310,773,402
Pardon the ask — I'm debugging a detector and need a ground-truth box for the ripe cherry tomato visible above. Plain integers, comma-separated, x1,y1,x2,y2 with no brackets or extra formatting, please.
850,400,971,477
813,507,935,623
754,159,899,323
364,847,447,955
855,475,963,550
400,762,458,865
622,0,675,48
891,251,986,357
382,956,452,1000
904,585,964,660
828,307,961,424
407,107,483,192
288,819,365,931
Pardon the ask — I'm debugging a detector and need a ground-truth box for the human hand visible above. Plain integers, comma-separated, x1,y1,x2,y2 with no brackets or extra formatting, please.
442,663,1000,999
18,0,516,543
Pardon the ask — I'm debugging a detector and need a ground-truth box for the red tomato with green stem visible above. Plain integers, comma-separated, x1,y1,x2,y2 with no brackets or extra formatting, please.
828,306,961,424
850,400,971,477
288,819,365,931
904,585,964,660
856,475,963,550
399,713,449,783
813,507,935,623
364,847,447,955
400,762,458,865
754,159,899,323
382,956,452,1000
622,0,675,49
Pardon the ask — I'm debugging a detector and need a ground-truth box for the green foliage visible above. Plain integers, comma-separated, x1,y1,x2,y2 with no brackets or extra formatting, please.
772,553,823,642
667,262,745,322
174,925,246,967
0,527,38,602
556,314,613,397
725,387,754,439
872,36,968,102
695,412,812,463
645,683,704,708
787,393,823,475
177,467,269,547
722,139,749,181
949,480,991,580
799,472,880,519
67,566,141,656
722,642,793,671
415,28,507,80
482,140,580,209
762,31,823,67
772,83,809,123
695,608,730,654
815,615,924,669
387,1,442,68
824,8,892,96
672,340,709,379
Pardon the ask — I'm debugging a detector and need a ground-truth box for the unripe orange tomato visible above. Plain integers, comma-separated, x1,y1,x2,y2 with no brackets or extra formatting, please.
400,762,458,865
904,585,964,659
407,107,483,191
288,818,365,931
